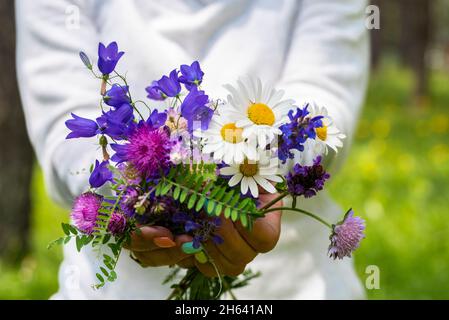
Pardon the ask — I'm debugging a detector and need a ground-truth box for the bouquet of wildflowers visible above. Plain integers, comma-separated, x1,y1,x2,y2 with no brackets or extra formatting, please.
50,42,366,300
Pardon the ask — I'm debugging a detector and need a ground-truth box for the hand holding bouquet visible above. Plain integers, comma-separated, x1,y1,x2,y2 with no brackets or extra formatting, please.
50,42,366,300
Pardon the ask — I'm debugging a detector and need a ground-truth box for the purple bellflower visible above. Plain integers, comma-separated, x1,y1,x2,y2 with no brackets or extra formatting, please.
103,84,130,108
145,81,166,101
98,42,124,75
179,61,204,90
155,69,181,97
89,160,113,188
180,87,213,132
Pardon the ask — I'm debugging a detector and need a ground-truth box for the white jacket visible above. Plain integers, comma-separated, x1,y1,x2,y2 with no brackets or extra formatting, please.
16,0,369,299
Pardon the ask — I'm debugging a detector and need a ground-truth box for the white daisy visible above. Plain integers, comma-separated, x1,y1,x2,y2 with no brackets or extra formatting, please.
302,103,346,163
198,111,257,164
222,76,294,148
219,152,283,197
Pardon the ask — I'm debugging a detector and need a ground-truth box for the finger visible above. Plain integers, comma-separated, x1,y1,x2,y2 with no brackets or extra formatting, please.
215,216,257,264
133,245,190,267
177,256,195,269
196,242,246,277
125,226,174,252
235,194,283,253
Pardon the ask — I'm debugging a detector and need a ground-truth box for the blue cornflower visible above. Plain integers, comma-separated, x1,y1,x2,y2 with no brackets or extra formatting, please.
145,81,166,101
89,160,113,188
278,104,324,163
180,87,213,132
103,84,130,107
179,61,204,90
98,42,124,75
155,69,181,97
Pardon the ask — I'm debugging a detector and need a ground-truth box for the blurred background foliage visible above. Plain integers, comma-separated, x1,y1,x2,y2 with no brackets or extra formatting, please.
1,0,449,299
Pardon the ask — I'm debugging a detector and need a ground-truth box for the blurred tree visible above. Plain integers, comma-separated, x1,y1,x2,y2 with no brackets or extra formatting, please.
399,0,432,98
0,2,33,263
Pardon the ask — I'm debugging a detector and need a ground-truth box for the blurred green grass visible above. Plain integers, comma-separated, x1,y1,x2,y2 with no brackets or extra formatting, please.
0,62,448,299
329,63,449,299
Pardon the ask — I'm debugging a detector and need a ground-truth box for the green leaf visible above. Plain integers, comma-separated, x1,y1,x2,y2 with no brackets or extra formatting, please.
61,223,70,236
76,236,83,252
240,213,248,227
231,210,238,221
229,194,240,207
161,183,172,195
224,207,231,219
180,189,188,203
102,234,111,244
195,196,206,212
238,197,251,209
222,189,235,204
187,193,197,209
173,186,181,200
206,200,215,215
100,267,109,277
68,225,78,235
214,203,223,216
96,273,104,283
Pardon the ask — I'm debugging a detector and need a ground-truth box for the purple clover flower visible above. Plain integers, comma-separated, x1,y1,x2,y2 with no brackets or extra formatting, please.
120,186,141,217
179,61,204,90
98,42,124,75
89,160,113,188
328,209,365,259
70,192,103,234
110,122,173,179
108,212,127,236
278,104,324,163
286,156,330,198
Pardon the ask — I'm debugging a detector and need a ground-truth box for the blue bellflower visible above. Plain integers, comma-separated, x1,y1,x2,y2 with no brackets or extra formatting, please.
65,113,100,139
103,84,130,107
89,160,113,188
98,42,124,75
155,69,181,97
180,87,213,132
96,104,135,139
179,61,204,90
145,81,165,101
146,109,167,128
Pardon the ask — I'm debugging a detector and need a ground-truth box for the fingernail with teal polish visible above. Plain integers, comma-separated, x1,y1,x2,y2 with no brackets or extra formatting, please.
182,241,202,254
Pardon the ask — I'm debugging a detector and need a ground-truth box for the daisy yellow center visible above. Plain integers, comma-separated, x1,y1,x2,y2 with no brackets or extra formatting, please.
247,103,275,126
239,159,258,177
316,125,328,141
220,123,243,144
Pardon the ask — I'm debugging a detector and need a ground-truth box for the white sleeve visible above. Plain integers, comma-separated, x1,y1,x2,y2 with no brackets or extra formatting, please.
277,0,370,168
16,0,101,207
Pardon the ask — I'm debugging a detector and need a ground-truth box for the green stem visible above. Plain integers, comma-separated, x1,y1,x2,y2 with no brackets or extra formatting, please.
259,192,289,211
261,206,332,229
